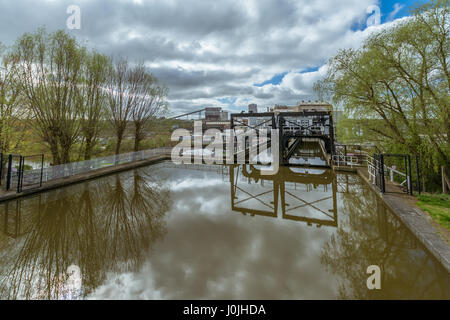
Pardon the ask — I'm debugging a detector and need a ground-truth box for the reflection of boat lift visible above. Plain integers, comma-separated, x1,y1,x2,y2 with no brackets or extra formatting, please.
231,182,279,218
230,164,338,228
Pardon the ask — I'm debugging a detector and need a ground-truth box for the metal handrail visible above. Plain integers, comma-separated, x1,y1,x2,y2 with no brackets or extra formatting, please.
20,148,172,185
331,155,359,167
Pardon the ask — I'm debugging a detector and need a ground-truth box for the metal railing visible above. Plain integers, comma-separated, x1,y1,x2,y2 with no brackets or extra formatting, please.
366,154,378,184
332,144,420,195
331,154,360,167
366,153,416,194
19,148,172,185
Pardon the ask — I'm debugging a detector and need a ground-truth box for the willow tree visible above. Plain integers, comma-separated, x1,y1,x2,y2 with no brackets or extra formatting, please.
0,44,27,165
106,60,168,154
314,0,449,189
106,59,134,155
78,52,111,160
130,67,168,151
13,28,84,164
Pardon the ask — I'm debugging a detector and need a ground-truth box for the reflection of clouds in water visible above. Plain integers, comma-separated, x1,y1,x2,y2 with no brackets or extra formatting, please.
31,264,83,300
88,170,339,299
168,183,229,219
289,167,327,174
4,163,446,299
59,265,83,300
87,271,164,300
0,167,169,299
168,177,224,192
90,221,335,299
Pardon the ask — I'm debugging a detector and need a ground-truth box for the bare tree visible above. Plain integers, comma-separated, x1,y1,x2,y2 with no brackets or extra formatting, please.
106,58,135,155
78,52,111,160
130,66,168,151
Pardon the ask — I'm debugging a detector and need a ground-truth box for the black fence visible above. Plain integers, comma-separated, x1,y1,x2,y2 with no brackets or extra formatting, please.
0,153,4,186
6,154,23,192
20,154,44,192
373,154,386,193
3,154,44,193
372,153,421,195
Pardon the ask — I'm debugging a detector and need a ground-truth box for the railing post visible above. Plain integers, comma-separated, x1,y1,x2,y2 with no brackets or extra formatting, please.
17,156,23,193
407,155,412,195
380,154,385,193
40,154,44,188
6,154,12,191
0,153,2,186
403,156,408,193
416,155,421,194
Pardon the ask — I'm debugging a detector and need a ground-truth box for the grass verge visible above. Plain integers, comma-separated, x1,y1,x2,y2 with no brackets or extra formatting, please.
416,193,450,231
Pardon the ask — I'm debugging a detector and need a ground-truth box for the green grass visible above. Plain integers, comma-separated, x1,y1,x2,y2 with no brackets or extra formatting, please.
417,193,450,230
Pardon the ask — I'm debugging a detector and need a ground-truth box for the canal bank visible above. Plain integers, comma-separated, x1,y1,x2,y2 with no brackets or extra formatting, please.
356,167,450,273
0,153,171,203
1,149,449,274
1,162,448,299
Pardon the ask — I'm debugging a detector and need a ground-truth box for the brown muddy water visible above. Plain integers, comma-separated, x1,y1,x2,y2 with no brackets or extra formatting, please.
0,162,448,299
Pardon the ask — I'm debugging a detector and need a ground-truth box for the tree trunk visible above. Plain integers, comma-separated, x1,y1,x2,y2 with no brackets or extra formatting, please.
442,166,449,194
49,144,60,165
61,149,71,165
134,124,142,152
134,137,141,152
115,135,122,155
84,138,93,160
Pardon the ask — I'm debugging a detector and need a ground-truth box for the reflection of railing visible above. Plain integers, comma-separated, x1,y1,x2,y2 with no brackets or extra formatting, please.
161,162,230,177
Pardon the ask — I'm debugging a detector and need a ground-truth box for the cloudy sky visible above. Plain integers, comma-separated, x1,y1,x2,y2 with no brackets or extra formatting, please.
0,0,424,116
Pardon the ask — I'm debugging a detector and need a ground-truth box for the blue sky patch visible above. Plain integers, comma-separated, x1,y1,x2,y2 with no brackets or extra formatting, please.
218,97,238,105
254,72,288,87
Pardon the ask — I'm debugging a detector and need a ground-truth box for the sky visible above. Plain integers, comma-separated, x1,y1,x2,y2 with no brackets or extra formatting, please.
0,0,427,117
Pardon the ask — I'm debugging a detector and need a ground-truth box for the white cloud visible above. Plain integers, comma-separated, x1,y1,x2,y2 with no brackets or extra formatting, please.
387,3,405,21
0,0,410,115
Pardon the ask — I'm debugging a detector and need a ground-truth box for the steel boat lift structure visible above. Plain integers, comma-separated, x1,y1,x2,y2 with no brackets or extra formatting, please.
230,109,335,166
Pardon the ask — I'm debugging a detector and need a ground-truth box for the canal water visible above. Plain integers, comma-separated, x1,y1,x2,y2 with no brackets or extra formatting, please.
0,162,448,299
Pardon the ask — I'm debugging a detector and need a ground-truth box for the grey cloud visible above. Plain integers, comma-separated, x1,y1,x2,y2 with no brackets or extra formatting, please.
0,0,378,114
151,66,258,90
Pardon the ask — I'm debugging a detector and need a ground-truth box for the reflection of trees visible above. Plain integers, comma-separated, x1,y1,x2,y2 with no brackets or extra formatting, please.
0,168,170,299
321,174,450,299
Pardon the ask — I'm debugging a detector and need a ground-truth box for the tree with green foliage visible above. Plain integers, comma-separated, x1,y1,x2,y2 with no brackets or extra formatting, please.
0,43,29,179
13,28,85,165
2,28,169,165
78,52,112,160
0,44,26,155
315,0,449,190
